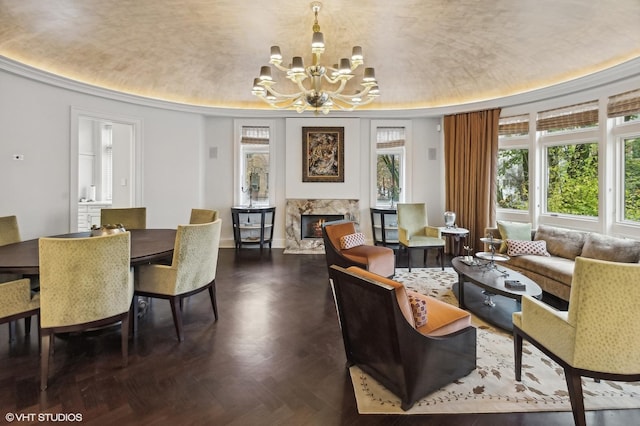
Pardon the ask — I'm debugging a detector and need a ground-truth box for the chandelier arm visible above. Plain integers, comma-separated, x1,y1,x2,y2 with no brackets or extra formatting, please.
262,86,307,100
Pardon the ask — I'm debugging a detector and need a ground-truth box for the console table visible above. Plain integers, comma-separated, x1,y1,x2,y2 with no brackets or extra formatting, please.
231,206,275,250
370,207,399,248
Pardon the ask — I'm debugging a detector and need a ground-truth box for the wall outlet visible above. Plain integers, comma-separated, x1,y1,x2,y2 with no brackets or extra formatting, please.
12,154,24,160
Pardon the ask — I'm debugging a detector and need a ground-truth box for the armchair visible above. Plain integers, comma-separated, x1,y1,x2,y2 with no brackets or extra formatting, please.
0,278,39,345
0,215,30,341
322,220,395,278
39,232,133,390
397,203,445,271
330,265,476,410
134,219,221,341
101,207,147,229
189,208,218,224
513,257,640,426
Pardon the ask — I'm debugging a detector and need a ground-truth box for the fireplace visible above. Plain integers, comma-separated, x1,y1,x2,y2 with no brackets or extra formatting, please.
301,214,345,239
285,199,360,253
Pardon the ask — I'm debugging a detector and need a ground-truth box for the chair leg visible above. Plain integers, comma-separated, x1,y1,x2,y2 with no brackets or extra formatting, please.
8,321,15,343
121,314,129,367
208,281,218,320
407,247,413,272
25,317,31,335
169,296,185,342
565,369,587,426
40,332,52,391
130,295,139,337
439,247,444,270
514,330,523,381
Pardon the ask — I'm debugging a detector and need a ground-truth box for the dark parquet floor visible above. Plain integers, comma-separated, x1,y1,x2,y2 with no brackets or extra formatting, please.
1,248,638,425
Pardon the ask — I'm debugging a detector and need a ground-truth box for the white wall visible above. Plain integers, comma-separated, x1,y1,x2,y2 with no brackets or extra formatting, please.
0,70,203,239
3,62,638,246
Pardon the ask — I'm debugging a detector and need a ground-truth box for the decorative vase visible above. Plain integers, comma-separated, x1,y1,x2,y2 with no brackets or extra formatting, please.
444,211,456,228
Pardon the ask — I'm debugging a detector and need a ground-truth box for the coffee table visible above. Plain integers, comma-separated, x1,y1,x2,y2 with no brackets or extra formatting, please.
451,256,542,331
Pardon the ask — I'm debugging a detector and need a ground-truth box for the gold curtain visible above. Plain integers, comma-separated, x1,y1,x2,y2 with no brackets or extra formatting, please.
444,109,500,253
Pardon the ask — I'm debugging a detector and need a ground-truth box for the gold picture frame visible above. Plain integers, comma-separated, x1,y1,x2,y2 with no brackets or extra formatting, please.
302,127,345,182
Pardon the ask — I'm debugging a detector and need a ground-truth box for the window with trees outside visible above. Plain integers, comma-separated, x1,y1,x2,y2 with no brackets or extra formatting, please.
538,101,599,217
375,127,405,207
623,132,640,221
497,115,529,210
239,126,271,207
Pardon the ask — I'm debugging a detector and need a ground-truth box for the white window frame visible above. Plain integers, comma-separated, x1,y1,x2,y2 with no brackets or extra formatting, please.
612,116,640,235
370,120,412,208
538,127,600,228
233,120,276,207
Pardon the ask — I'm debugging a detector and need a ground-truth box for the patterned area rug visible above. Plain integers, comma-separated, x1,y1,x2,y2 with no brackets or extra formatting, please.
349,267,640,414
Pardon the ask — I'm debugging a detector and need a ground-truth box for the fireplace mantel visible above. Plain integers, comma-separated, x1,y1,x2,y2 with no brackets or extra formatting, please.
285,199,360,254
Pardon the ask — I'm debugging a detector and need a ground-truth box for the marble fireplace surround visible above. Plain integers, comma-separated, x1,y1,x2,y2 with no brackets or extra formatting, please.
285,199,360,254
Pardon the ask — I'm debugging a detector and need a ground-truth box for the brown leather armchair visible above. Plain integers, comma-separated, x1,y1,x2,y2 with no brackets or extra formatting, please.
322,220,395,278
330,265,477,410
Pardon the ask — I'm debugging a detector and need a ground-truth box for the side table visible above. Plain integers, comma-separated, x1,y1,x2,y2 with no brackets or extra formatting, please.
231,206,275,250
438,226,469,256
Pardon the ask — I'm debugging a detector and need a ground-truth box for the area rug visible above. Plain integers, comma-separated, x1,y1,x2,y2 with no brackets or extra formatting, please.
349,267,640,414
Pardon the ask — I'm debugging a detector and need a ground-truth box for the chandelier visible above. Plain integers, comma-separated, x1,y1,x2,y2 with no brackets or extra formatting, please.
251,1,380,114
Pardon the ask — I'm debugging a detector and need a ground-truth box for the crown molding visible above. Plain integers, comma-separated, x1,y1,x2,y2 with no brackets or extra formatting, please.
1,55,639,119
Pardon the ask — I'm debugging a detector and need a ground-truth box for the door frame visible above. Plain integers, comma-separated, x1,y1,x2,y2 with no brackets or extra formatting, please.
69,107,144,232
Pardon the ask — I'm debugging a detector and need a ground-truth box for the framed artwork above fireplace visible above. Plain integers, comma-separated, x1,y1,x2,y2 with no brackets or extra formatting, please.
302,126,344,182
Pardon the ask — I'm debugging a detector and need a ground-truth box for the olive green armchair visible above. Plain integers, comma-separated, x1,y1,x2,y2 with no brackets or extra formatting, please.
0,278,40,345
101,207,147,229
397,203,445,271
134,219,221,341
189,208,218,224
513,257,640,426
39,232,133,390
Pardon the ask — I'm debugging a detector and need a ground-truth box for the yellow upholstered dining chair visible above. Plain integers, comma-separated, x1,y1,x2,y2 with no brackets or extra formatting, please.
397,203,445,271
0,278,40,344
513,257,640,426
0,215,21,247
100,207,147,229
134,219,221,341
38,232,133,391
0,215,30,341
189,208,218,224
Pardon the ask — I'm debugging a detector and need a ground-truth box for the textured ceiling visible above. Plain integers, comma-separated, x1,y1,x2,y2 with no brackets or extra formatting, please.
1,0,640,111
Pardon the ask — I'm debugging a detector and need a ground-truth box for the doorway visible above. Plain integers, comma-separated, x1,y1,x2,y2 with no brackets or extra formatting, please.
70,108,143,232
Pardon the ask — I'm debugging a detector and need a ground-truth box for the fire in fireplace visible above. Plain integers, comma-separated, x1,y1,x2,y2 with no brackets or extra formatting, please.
301,214,345,239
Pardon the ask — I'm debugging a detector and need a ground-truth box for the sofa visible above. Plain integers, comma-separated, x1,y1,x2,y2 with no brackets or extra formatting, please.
485,222,640,302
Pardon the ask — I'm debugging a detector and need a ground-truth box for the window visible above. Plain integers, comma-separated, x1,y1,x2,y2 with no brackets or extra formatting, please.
375,127,405,206
497,115,529,211
239,126,270,207
498,148,529,210
609,89,640,225
536,102,600,218
623,136,640,221
545,142,599,216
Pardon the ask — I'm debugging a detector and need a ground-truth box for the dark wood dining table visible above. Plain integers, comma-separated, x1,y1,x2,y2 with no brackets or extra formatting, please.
0,229,177,275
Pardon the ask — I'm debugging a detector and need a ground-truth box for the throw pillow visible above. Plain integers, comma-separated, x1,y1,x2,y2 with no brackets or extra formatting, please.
339,232,365,249
407,293,428,327
506,239,550,257
496,221,532,253
534,224,586,260
581,233,640,263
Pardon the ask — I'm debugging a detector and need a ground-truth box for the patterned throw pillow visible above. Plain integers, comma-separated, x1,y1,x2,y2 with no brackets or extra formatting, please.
506,239,550,257
407,294,428,327
339,232,365,249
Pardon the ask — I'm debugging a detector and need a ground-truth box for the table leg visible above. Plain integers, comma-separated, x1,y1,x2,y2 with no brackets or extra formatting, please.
458,273,466,309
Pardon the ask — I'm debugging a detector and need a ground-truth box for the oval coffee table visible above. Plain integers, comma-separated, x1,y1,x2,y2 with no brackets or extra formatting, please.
451,256,542,331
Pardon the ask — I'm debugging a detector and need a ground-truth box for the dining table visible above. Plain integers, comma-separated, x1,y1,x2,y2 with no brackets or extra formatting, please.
0,228,177,275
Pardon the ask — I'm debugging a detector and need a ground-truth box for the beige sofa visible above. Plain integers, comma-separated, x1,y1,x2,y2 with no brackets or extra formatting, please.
485,223,640,302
